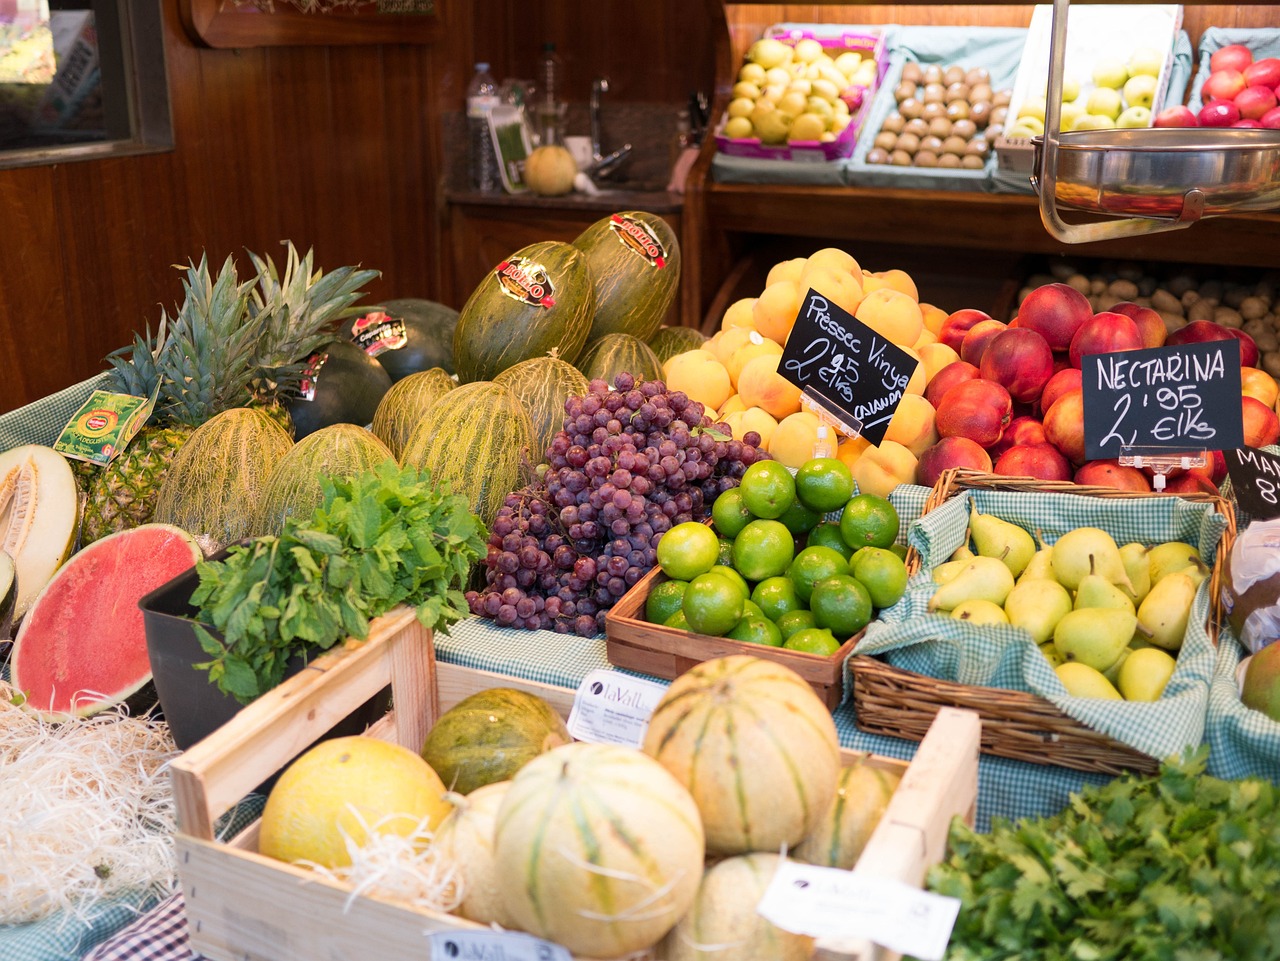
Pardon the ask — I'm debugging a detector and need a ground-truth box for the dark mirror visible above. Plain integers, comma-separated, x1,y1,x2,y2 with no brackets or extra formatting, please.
0,0,170,168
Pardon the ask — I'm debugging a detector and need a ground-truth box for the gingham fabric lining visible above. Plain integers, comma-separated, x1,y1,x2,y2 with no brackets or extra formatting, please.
854,487,1230,763
0,373,110,451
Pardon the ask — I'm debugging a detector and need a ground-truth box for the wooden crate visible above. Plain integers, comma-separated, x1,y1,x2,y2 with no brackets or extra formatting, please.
169,605,980,961
605,564,862,711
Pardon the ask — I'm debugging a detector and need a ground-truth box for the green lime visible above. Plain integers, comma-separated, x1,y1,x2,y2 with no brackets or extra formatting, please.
738,460,797,519
751,576,802,621
710,565,751,602
645,579,689,624
717,537,735,566
795,457,855,513
839,493,900,550
664,609,690,630
778,498,823,536
810,574,873,638
732,519,796,581
776,609,818,641
784,627,841,656
656,521,721,581
682,572,745,636
742,599,766,620
787,545,850,604
889,543,909,561
728,615,784,647
712,488,755,539
807,521,854,561
850,547,909,609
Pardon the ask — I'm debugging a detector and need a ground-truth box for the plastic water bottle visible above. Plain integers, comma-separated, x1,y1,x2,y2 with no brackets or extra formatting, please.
466,62,500,192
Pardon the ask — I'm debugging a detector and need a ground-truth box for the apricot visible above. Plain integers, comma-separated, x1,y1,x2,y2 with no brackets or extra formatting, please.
719,393,747,418
766,257,807,288
900,345,927,396
883,394,939,457
721,297,758,331
854,287,925,347
912,328,939,350
920,302,949,336
752,280,803,344
709,326,758,367
737,353,803,419
804,246,861,277
798,264,864,317
851,440,919,499
918,342,961,384
863,268,919,302
768,411,824,469
663,351,732,412
724,407,779,449
1241,366,1279,409
835,434,872,472
726,333,784,388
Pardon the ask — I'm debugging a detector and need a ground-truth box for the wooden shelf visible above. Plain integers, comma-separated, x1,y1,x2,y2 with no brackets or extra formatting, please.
179,0,442,48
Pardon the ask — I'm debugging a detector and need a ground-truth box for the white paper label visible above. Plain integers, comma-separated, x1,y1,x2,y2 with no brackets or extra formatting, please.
428,929,571,961
756,861,961,961
566,668,667,748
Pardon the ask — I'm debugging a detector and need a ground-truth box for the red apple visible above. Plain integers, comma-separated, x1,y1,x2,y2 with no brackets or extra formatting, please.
1244,57,1280,89
1166,320,1258,367
1210,44,1254,74
1154,105,1198,128
924,360,980,409
1200,99,1242,127
1236,85,1279,120
1043,389,1086,465
959,319,1010,367
995,443,1072,482
1068,311,1145,368
1016,283,1094,352
989,415,1048,459
935,379,1013,448
1243,395,1280,448
1075,459,1153,492
1040,367,1083,414
939,308,995,353
1107,301,1167,350
1262,106,1280,129
916,436,993,488
1234,119,1264,128
1203,69,1248,102
979,327,1055,404
1162,472,1220,495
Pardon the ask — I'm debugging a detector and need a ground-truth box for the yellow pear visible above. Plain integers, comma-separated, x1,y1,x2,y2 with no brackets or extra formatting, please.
927,556,1015,612
932,558,969,585
951,599,1010,625
1050,527,1133,593
1135,570,1198,651
1052,607,1136,672
1147,541,1207,585
1004,577,1073,644
1055,662,1123,700
1018,537,1055,583
1039,641,1064,668
1117,646,1177,701
969,502,1037,579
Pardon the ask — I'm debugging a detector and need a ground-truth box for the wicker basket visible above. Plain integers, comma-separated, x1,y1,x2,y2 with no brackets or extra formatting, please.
850,468,1238,777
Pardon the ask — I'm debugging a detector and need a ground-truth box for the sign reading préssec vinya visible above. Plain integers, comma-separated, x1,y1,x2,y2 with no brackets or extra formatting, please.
1081,340,1244,461
777,289,919,446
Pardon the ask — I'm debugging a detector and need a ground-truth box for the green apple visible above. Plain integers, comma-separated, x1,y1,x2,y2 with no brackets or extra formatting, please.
732,81,762,101
1018,94,1047,123
1073,113,1114,131
1061,76,1082,103
794,38,824,65
789,111,827,141
1086,87,1124,120
1092,56,1130,90
1123,74,1158,109
727,97,755,119
1060,101,1087,130
748,38,791,70
723,115,754,139
738,62,767,86
1116,105,1152,128
1128,46,1164,78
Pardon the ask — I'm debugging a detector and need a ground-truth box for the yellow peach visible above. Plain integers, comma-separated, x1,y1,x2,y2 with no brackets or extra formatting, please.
899,345,927,396
709,325,758,367
752,280,803,344
768,410,823,469
918,342,961,384
912,328,939,350
766,257,807,288
719,393,747,418
737,353,803,420
664,348,717,379
850,440,919,499
724,407,779,449
804,246,862,277
854,287,924,347
663,352,732,412
1241,366,1279,410
796,264,864,317
835,434,872,472
920,302,949,336
726,333,784,388
862,268,919,301
883,394,938,457
721,297,758,331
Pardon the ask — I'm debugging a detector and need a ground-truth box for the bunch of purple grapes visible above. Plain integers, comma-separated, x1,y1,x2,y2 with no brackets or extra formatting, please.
465,372,765,636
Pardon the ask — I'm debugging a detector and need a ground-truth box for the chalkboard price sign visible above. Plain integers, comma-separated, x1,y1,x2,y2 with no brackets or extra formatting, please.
777,290,919,446
1226,446,1280,521
1081,340,1244,461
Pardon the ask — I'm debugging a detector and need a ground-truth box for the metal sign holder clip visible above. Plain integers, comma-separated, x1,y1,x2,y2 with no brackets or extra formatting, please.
800,388,864,459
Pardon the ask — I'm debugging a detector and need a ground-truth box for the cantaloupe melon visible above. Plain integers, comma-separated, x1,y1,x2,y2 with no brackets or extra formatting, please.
433,780,513,925
494,741,704,958
0,444,79,621
793,757,901,869
642,654,841,855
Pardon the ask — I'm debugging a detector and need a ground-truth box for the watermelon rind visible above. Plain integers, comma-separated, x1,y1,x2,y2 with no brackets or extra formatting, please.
287,339,394,439
9,523,202,721
345,298,460,381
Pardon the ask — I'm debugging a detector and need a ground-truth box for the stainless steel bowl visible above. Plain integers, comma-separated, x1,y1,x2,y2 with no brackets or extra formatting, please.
1032,127,1280,219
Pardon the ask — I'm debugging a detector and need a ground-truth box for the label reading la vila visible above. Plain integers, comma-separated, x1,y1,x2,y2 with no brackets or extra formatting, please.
428,929,571,961
566,668,667,748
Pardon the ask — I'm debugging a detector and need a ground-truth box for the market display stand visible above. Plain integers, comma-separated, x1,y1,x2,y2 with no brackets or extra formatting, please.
681,0,1280,330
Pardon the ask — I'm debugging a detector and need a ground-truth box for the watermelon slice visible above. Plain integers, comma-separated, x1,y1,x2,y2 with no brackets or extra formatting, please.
9,523,202,720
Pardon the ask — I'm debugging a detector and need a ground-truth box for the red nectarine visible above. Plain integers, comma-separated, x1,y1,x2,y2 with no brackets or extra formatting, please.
1068,311,1145,369
995,443,1072,482
1016,283,1093,352
916,436,993,488
980,327,1055,404
935,379,1013,448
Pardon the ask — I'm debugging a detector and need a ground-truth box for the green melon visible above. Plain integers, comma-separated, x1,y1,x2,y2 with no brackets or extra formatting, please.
577,333,663,386
494,356,588,462
371,368,456,460
345,298,460,380
452,241,595,383
421,688,572,795
574,211,682,343
257,424,394,535
400,382,534,528
152,408,293,554
649,325,709,364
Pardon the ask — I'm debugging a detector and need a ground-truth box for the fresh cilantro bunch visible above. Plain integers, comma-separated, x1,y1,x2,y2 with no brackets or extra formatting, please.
923,747,1280,961
190,461,487,703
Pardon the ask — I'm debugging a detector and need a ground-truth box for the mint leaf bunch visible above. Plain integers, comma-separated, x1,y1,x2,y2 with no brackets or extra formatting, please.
189,461,487,703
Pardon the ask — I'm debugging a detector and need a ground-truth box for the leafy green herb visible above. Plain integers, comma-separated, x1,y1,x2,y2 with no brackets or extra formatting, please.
189,461,487,703
920,747,1280,961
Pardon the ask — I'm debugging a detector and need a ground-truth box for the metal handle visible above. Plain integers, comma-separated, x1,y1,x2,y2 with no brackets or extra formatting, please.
1036,0,1202,243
